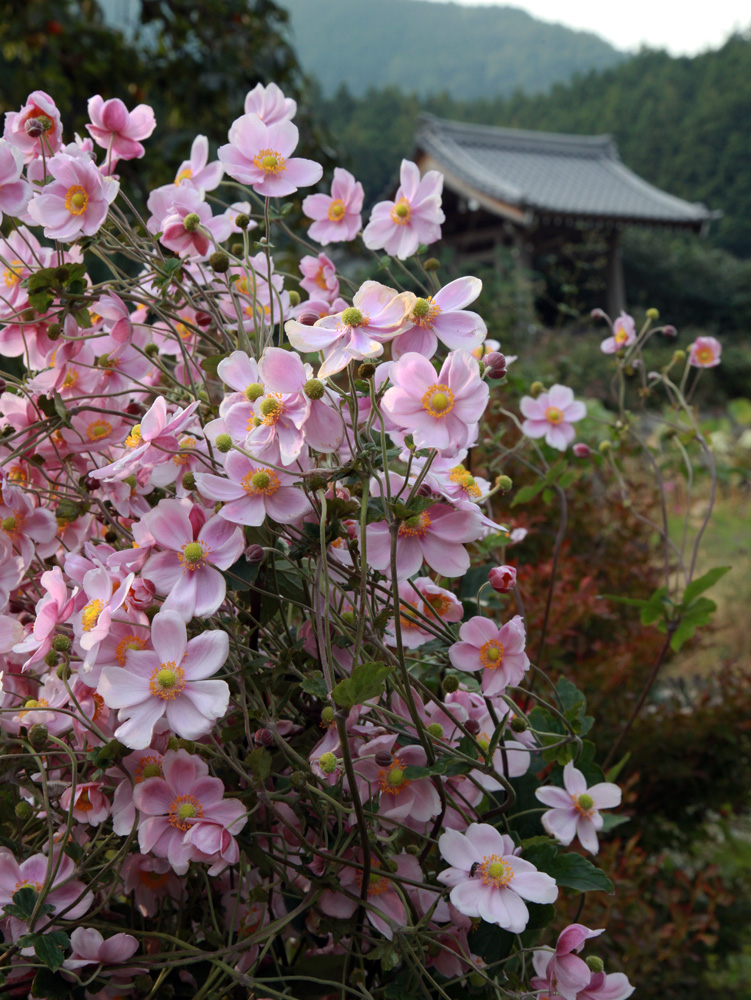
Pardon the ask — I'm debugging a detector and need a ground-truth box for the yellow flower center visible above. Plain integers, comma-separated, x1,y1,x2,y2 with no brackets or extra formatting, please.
398,511,431,538
421,383,455,418
125,424,142,448
179,540,210,571
390,197,411,225
75,787,94,812
411,296,441,328
3,260,23,287
340,307,365,328
423,591,453,619
65,185,89,216
15,879,44,893
19,698,49,719
450,467,481,498
168,794,203,831
175,167,193,185
81,598,104,632
86,419,112,442
318,752,338,774
115,634,147,665
134,757,163,783
479,639,504,670
241,467,281,497
477,854,514,887
614,328,628,345
327,199,346,221
696,347,714,364
149,662,187,700
253,148,286,176
258,393,284,425
544,406,564,425
379,756,411,797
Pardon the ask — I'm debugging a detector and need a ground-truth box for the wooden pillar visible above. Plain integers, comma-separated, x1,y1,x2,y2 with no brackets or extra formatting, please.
606,228,626,317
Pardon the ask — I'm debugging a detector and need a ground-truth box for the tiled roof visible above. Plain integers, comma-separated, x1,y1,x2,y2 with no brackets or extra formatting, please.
416,114,717,227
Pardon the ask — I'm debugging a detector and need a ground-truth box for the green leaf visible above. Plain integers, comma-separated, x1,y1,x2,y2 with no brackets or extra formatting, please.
544,459,568,484
682,566,731,606
403,760,447,779
605,752,630,783
300,671,328,700
30,968,71,999
600,594,649,609
640,586,670,626
331,661,392,710
364,498,387,524
247,747,272,783
201,354,226,377
3,888,53,922
548,853,614,893
600,812,630,832
33,931,69,971
510,481,544,507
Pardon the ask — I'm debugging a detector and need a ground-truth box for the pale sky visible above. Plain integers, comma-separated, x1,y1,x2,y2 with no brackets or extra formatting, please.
417,0,750,55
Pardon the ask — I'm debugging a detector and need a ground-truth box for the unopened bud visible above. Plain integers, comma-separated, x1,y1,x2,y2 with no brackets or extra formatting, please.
245,543,264,563
510,715,528,733
646,308,660,320
24,117,47,138
586,956,605,974
28,724,48,749
466,718,481,736
573,443,592,458
181,471,196,491
303,378,325,400
51,634,71,653
183,212,201,232
215,433,233,453
208,251,230,273
427,722,444,739
591,308,606,320
662,325,677,338
357,362,376,380
307,474,329,492
488,565,516,593
529,381,544,398
496,474,512,493
15,800,33,820
145,342,159,357
235,213,251,230
254,728,274,747
424,257,440,272
56,662,72,681
598,440,612,454
46,322,61,341
442,675,460,693
672,349,686,363
484,352,507,380
374,750,393,767
290,770,307,789
44,650,59,667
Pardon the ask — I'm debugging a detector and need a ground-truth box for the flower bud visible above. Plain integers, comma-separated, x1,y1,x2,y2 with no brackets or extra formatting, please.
24,117,47,137
662,324,677,337
51,634,71,653
358,362,376,380
496,474,513,493
307,473,329,492
183,212,201,232
28,724,48,749
215,433,233,453
288,289,301,307
590,308,606,320
586,956,605,974
573,443,592,458
488,565,516,593
145,342,159,357
529,381,544,398
469,971,485,988
427,722,444,739
672,349,686,363
374,750,393,767
424,257,440,272
44,650,59,667
466,718,481,736
290,770,307,789
15,800,33,820
235,213,251,230
646,307,660,320
510,715,528,733
56,662,72,681
484,352,507,380
208,251,230,273
245,543,264,563
46,322,61,341
442,675,460,694
254,728,274,747
598,440,612,454
181,472,196,491
303,378,325,400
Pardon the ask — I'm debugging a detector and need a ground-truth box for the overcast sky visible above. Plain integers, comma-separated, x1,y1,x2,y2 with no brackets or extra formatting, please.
417,0,750,55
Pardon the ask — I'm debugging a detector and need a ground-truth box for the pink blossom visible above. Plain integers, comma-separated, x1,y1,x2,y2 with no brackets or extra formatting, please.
286,281,413,378
520,384,586,451
244,82,297,124
0,848,92,940
535,760,622,854
392,277,487,359
577,971,635,1000
195,451,309,527
86,96,156,162
12,566,78,670
59,782,110,826
321,852,420,940
488,565,516,593
0,140,30,222
600,312,636,354
62,926,140,971
303,168,364,244
299,252,339,300
448,615,530,696
385,577,462,649
72,563,135,678
438,823,557,932
382,349,488,452
143,500,244,620
353,736,441,828
111,749,166,835
158,186,233,259
27,153,119,241
218,113,322,197
133,749,247,875
530,924,605,1000
3,90,63,162
173,134,224,191
121,855,181,917
689,335,722,368
573,443,593,458
98,610,230,749
363,159,445,260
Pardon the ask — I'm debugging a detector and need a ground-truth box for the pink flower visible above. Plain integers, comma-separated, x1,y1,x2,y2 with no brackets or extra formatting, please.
0,849,93,940
59,782,110,826
448,615,530,697
3,90,63,162
392,276,487,359
363,159,445,260
577,971,635,1000
133,749,247,875
27,153,119,241
143,500,245,620
438,823,557,932
73,563,135,677
244,82,297,124
62,926,140,972
0,140,30,222
321,852,420,940
386,576,463,648
158,186,233,259
121,855,181,917
535,760,622,854
299,252,339,300
98,610,230,749
173,134,224,191
689,335,722,368
573,443,593,458
286,281,413,378
218,113,322,197
86,96,156,162
488,565,516,593
353,737,441,828
382,350,488,452
303,168,364,244
195,451,309,528
530,924,605,1000
13,566,78,670
520,385,586,451
600,312,636,354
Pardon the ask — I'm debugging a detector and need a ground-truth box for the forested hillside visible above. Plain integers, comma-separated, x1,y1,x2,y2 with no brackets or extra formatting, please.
323,35,751,259
280,0,623,100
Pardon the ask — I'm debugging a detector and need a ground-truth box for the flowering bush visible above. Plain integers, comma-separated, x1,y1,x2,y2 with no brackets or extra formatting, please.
0,84,727,999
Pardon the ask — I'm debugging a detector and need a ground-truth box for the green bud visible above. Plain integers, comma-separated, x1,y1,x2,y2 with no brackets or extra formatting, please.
357,362,376,380
44,650,59,668
427,722,444,739
245,382,264,402
46,322,61,341
646,308,660,320
424,257,440,272
290,770,308,789
307,474,329,492
586,956,605,974
56,662,72,681
469,971,485,988
321,706,335,725
288,290,301,306
442,675,460,694
231,242,244,257
496,474,512,493
598,440,612,454
145,342,159,357
215,433,233,453
181,471,196,491
529,381,545,398
208,251,230,273
183,212,201,232
28,724,48,749
235,213,251,230
510,715,528,733
672,349,686,363
15,800,33,820
51,634,71,653
304,378,326,400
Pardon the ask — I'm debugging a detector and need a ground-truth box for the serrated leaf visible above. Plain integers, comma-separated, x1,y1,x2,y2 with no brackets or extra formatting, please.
247,747,272,783
403,760,447,780
300,672,328,700
3,888,53,922
547,853,614,893
33,931,69,971
331,661,392,710
510,481,544,507
682,566,731,606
